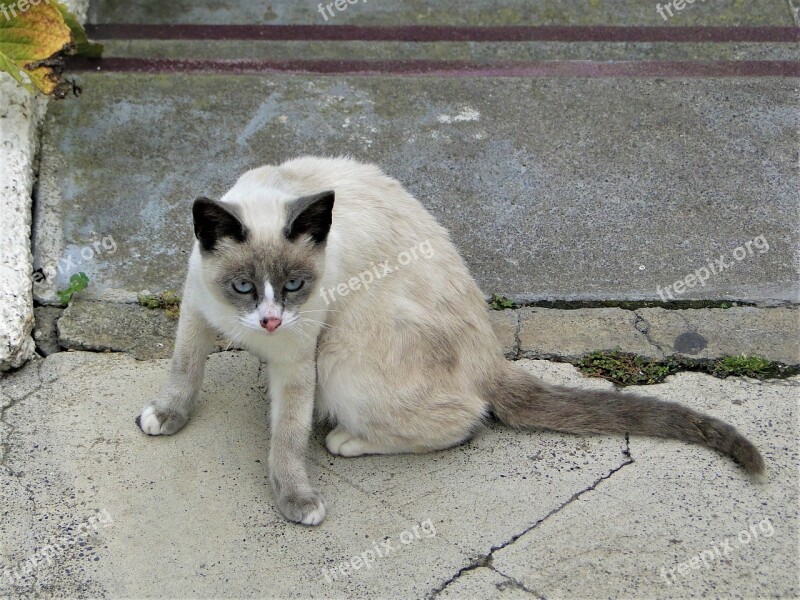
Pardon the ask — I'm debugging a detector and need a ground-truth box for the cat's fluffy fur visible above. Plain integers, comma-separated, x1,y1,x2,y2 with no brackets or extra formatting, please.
137,156,765,525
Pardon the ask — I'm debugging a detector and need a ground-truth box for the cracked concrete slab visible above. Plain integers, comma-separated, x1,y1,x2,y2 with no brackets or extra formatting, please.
32,306,64,357
487,310,519,359
489,370,799,599
7,352,797,598
57,300,178,360
5,354,794,598
436,567,533,599
53,300,519,362
0,352,472,598
519,307,659,361
636,306,800,365
49,302,800,367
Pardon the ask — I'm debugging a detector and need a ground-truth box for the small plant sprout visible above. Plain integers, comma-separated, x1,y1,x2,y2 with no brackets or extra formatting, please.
489,294,514,311
138,290,182,319
56,272,90,305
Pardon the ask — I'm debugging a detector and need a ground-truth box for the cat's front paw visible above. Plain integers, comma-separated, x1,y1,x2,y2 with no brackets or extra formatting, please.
276,488,327,526
136,405,188,436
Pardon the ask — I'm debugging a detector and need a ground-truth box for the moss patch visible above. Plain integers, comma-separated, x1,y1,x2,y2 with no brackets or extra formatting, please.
577,351,679,386
489,294,515,311
138,290,181,319
577,350,798,386
711,355,783,379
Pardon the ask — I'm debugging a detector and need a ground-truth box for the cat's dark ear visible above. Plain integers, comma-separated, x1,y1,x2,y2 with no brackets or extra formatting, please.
193,197,247,252
284,191,335,245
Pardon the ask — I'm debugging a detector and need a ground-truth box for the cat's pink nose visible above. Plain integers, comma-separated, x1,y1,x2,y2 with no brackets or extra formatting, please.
261,317,282,332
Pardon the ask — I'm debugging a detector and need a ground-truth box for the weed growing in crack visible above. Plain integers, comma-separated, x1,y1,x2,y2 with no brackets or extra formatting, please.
137,290,181,319
577,351,797,385
56,272,89,306
577,351,678,386
489,294,515,311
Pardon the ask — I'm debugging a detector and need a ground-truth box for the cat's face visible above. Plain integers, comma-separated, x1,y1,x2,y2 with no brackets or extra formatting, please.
193,191,334,335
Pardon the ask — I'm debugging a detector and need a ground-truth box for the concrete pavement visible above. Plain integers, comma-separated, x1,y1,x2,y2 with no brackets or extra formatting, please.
1,354,796,598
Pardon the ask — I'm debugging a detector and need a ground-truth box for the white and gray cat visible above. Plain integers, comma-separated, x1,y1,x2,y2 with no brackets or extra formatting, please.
137,156,764,525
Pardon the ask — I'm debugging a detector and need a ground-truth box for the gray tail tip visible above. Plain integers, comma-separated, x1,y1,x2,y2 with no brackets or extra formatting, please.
734,438,766,478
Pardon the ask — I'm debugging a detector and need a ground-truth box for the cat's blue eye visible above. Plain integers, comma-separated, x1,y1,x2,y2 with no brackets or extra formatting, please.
285,278,305,292
232,279,255,294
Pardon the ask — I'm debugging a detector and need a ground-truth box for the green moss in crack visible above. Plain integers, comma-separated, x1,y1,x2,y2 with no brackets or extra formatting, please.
577,351,679,386
577,351,797,385
489,294,515,311
712,356,776,379
138,290,181,319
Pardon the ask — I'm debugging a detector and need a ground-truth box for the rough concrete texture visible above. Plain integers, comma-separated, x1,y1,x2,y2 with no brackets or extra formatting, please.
102,40,800,63
0,354,795,598
0,75,43,371
490,368,799,599
518,307,659,361
55,302,517,361
637,306,800,365
88,0,795,26
57,300,178,360
487,309,519,359
36,74,799,305
32,306,64,357
518,306,800,365
437,566,531,599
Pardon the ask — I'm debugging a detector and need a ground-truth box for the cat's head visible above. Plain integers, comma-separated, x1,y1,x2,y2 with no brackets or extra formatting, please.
192,191,335,335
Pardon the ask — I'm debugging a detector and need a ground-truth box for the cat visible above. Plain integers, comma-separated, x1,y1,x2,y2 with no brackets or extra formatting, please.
137,156,765,526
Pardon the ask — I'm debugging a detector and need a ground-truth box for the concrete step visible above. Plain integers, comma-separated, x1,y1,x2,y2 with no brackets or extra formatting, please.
96,39,799,63
35,73,798,305
87,0,796,26
53,301,800,366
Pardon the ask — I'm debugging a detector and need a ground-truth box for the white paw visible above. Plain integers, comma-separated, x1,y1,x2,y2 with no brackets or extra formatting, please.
325,427,370,457
137,406,163,435
301,504,326,526
136,405,188,436
276,489,327,526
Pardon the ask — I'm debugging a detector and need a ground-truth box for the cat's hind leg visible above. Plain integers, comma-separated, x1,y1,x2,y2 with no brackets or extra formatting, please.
325,427,417,456
325,398,486,457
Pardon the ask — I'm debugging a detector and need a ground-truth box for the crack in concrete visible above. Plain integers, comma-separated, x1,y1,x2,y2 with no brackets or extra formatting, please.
512,310,522,360
491,566,545,598
428,437,634,599
500,298,787,311
631,310,667,357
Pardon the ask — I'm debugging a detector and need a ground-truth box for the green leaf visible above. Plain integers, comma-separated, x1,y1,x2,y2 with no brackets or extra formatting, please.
56,271,90,305
0,1,72,94
0,1,102,95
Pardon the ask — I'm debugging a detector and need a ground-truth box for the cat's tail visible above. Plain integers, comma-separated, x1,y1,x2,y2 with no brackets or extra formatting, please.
485,363,765,475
